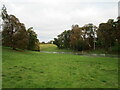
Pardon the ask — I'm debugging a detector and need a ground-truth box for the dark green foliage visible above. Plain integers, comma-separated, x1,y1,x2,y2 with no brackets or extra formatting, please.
41,42,45,44
2,6,12,47
97,19,119,52
1,5,40,51
53,38,60,48
12,23,28,50
53,30,71,49
53,24,96,51
116,17,120,44
70,25,84,51
97,19,115,50
109,43,120,54
1,6,28,50
62,30,71,49
27,27,40,51
54,19,119,54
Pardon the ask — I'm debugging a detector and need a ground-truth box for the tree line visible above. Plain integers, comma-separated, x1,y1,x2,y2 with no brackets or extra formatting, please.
53,18,120,53
1,5,40,51
1,5,120,53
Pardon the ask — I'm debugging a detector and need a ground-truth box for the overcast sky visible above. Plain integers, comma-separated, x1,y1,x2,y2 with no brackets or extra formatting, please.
0,0,119,42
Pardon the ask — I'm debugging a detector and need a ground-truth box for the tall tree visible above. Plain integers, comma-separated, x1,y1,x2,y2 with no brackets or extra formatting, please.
82,23,97,49
2,5,12,47
97,19,115,50
1,5,28,50
70,25,85,51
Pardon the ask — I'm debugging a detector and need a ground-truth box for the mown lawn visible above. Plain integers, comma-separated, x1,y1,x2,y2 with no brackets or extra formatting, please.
2,47,118,88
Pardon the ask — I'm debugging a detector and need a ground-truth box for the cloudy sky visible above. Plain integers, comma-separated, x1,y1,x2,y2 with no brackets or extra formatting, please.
0,0,119,42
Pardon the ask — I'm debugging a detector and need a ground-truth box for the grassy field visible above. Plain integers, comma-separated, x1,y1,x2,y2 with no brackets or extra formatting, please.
2,47,118,88
40,44,72,52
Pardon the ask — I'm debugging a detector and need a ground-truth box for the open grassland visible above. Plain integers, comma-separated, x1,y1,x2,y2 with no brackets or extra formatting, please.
2,47,118,88
40,44,72,52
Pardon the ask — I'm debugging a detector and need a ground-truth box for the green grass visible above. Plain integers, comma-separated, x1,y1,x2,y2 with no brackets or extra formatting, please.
2,47,118,88
40,44,72,52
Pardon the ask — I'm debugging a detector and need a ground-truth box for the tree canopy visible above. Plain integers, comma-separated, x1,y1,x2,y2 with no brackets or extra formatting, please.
53,19,119,53
1,5,40,51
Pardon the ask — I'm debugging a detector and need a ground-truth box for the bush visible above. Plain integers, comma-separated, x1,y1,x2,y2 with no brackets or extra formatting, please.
109,44,120,54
